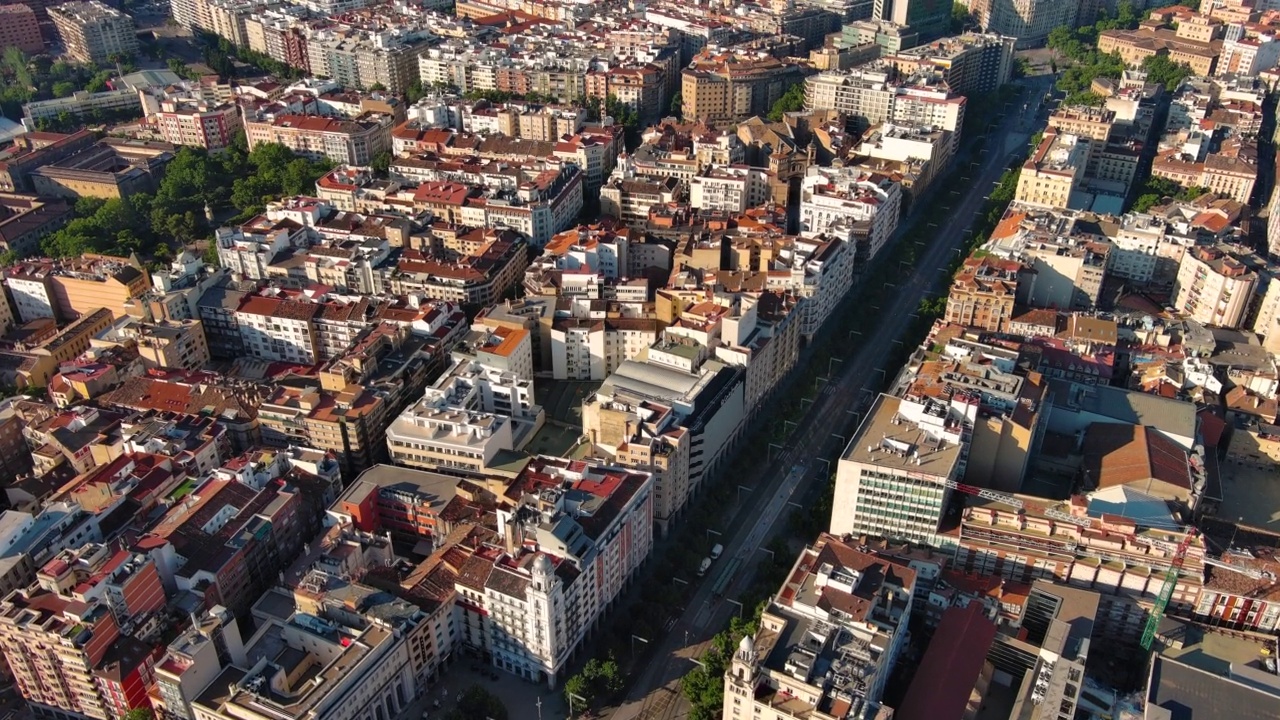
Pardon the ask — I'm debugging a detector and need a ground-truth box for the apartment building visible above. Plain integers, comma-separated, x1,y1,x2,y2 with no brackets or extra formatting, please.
1151,145,1258,205
807,70,966,153
689,166,774,215
145,95,240,151
1173,243,1259,329
0,195,72,261
944,254,1025,332
967,0,1076,47
386,237,530,307
0,4,44,54
0,590,125,720
550,318,661,380
1015,130,1089,210
723,533,915,720
93,316,210,370
258,383,389,478
955,489,1206,645
385,393,516,475
681,49,806,124
48,0,138,64
385,162,583,249
5,255,149,322
583,345,746,530
152,607,247,720
243,113,393,166
799,165,902,262
599,176,683,225
331,457,653,688
234,294,319,364
884,33,1015,96
190,586,420,720
832,392,974,545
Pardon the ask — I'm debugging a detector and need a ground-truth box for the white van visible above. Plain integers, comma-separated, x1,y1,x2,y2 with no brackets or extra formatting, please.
710,543,724,560
698,557,712,576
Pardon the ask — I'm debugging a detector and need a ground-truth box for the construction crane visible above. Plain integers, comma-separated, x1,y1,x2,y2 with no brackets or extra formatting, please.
1141,529,1198,650
936,478,1270,650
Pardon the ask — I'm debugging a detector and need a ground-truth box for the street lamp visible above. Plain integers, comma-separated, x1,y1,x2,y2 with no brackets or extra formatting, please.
706,529,721,541
758,547,775,560
566,691,586,720
726,598,744,618
535,697,542,720
631,634,650,657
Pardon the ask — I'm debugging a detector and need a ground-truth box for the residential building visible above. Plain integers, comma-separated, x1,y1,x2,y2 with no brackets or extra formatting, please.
144,94,240,151
799,166,902,262
332,457,653,688
681,49,805,124
967,0,1077,48
190,586,420,720
882,32,1015,95
151,606,247,720
877,0,950,39
258,383,389,479
831,392,974,545
0,4,44,54
943,254,1024,332
1172,243,1259,329
386,394,516,475
48,0,137,64
599,176,683,225
0,194,72,258
385,236,530,307
550,318,661,380
583,350,745,530
1016,130,1089,210
93,316,211,371
690,166,774,215
243,113,393,166
723,533,915,719
0,590,124,720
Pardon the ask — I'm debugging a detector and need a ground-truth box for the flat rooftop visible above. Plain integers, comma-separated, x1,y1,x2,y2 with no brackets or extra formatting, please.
842,394,963,477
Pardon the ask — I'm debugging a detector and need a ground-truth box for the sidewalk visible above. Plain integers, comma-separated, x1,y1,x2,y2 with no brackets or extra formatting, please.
397,662,570,720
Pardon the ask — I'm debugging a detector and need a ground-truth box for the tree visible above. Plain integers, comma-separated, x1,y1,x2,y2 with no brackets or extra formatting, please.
767,84,806,121
444,685,507,720
1141,54,1192,91
122,709,153,720
564,655,626,712
951,1,972,34
370,151,391,175
406,79,426,104
669,90,682,119
368,82,386,92
51,81,76,98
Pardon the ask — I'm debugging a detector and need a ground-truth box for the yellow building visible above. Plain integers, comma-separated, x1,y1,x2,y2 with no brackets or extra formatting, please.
1015,130,1089,209
49,255,149,321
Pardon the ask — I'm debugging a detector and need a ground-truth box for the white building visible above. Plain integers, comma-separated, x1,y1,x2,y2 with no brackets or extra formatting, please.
800,166,903,261
1112,212,1164,284
723,534,915,720
1173,244,1259,329
832,392,975,545
551,318,661,380
233,294,319,364
468,458,653,687
689,166,774,214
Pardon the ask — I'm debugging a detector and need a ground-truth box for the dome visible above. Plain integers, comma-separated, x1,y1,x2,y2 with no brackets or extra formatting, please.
532,554,554,577
738,634,755,656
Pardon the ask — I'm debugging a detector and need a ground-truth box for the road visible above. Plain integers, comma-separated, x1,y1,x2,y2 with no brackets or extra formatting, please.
610,73,1056,720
